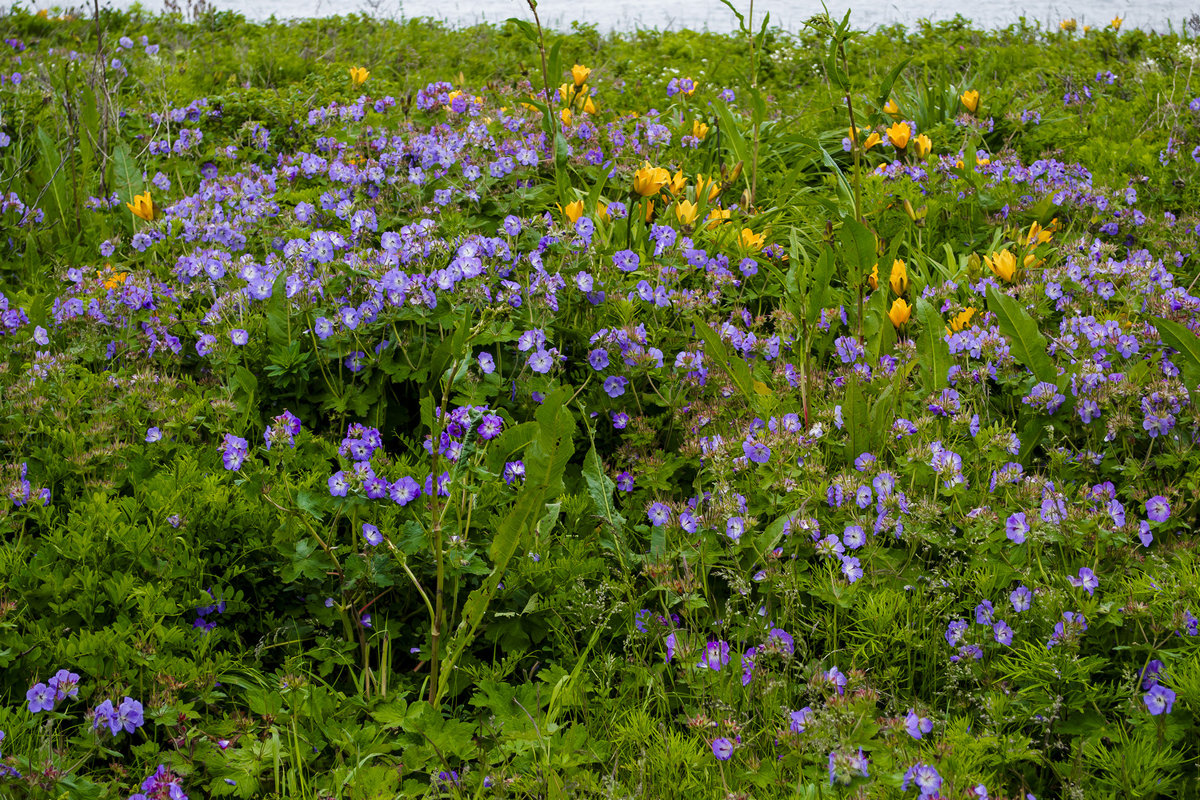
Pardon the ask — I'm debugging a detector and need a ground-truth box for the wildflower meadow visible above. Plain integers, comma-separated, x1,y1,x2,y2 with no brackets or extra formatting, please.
1,4,1200,798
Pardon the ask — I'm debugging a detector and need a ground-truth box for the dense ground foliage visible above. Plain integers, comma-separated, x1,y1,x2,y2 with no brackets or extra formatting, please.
2,4,1200,798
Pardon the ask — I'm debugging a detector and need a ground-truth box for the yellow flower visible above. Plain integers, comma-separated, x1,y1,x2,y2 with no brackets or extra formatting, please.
868,263,879,290
560,108,573,126
888,298,912,328
889,258,908,296
1060,18,1077,32
558,83,572,102
349,66,369,86
102,268,129,290
949,307,975,331
675,199,699,225
571,64,591,87
1111,16,1123,29
740,227,765,251
695,174,720,202
667,170,687,196
126,191,155,221
707,208,732,229
883,98,900,118
1027,220,1053,245
559,199,584,224
851,126,882,151
692,119,709,139
960,89,980,114
887,122,911,150
633,161,670,197
644,200,656,223
583,97,597,114
912,133,932,157
985,249,1018,282
595,201,610,222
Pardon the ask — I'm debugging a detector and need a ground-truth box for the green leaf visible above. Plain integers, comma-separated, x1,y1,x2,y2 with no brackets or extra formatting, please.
1152,316,1200,390
839,217,876,276
915,297,950,391
986,286,1056,384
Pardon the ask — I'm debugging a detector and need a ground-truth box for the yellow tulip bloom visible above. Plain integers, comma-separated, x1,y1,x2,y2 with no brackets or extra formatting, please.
675,199,699,225
350,66,369,86
868,263,879,290
883,99,900,118
949,307,975,331
595,201,610,222
887,122,911,150
912,133,932,157
985,249,1018,283
583,97,596,114
560,200,584,224
707,208,732,229
740,228,765,252
668,169,687,196
889,258,908,296
695,174,720,202
692,119,709,139
633,162,670,197
126,191,155,221
1111,16,1123,29
960,89,980,114
1027,220,1053,245
888,298,911,329
571,64,591,87
1060,18,1077,32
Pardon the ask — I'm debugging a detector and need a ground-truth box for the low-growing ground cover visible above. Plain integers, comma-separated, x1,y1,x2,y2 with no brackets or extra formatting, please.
1,4,1200,798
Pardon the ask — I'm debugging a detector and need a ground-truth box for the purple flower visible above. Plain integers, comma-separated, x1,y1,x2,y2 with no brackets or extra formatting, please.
588,348,610,371
993,620,1014,645
1068,567,1099,596
1010,585,1033,612
1144,684,1176,715
220,434,249,470
726,516,745,541
362,523,382,546
477,414,504,440
328,471,349,497
145,426,162,443
26,682,55,713
603,375,628,398
841,556,863,583
114,697,144,733
528,349,554,373
48,669,81,701
1006,512,1029,544
503,461,526,485
390,475,421,505
742,440,770,464
230,329,249,346
711,737,734,761
647,502,671,527
613,249,640,272
902,763,943,799
477,352,495,374
698,640,730,671
789,706,813,734
842,525,866,550
1146,496,1170,522
905,709,932,739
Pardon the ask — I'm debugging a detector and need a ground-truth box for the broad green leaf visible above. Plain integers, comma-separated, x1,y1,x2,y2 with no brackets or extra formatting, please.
986,285,1055,384
915,297,950,391
1152,316,1200,390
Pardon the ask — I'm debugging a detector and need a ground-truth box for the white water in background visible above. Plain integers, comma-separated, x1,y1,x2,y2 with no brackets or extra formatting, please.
31,0,1200,33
